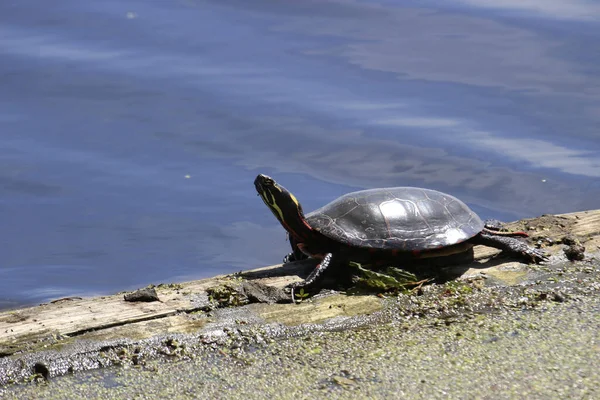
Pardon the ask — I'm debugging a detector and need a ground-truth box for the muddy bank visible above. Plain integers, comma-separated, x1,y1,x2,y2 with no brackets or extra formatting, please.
4,285,600,399
0,210,599,397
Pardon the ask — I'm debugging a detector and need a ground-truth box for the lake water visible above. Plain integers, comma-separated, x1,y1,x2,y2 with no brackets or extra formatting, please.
1,0,599,310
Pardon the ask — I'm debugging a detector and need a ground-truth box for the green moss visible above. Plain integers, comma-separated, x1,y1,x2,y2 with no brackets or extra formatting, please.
443,281,474,296
206,284,247,308
349,262,420,292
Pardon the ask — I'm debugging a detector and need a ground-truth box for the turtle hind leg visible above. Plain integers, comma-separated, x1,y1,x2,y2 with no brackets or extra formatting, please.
483,219,504,231
483,219,528,237
290,253,335,302
474,232,548,263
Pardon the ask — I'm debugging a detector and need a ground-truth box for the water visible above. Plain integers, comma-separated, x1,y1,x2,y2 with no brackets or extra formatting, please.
1,0,599,310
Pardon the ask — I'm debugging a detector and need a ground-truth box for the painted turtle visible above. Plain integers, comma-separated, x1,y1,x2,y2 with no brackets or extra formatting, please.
254,174,547,293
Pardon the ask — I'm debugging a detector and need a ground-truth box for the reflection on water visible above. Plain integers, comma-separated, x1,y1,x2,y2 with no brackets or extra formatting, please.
449,0,600,20
1,0,599,309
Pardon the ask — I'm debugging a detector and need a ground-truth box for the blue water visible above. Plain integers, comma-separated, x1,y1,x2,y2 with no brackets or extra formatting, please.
1,0,599,310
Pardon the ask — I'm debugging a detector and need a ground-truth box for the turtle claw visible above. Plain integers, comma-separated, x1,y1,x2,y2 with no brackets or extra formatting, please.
527,248,549,263
290,286,297,304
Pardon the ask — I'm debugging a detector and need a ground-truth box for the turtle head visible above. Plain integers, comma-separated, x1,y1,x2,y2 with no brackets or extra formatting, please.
254,174,311,239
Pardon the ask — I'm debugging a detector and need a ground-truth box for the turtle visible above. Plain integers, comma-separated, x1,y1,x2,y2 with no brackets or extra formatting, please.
254,174,547,296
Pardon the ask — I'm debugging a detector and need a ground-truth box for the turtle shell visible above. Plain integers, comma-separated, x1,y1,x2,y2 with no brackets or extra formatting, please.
305,187,484,251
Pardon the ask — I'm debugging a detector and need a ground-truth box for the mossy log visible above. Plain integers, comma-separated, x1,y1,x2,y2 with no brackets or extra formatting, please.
1,210,598,355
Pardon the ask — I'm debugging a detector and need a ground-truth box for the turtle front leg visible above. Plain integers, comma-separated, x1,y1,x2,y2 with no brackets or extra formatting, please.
290,253,335,302
283,250,308,263
475,232,548,263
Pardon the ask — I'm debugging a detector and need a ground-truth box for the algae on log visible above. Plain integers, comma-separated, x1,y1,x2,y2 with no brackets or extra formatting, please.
1,210,599,356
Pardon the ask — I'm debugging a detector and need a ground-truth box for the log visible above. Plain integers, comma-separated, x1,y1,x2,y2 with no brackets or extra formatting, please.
1,209,599,355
